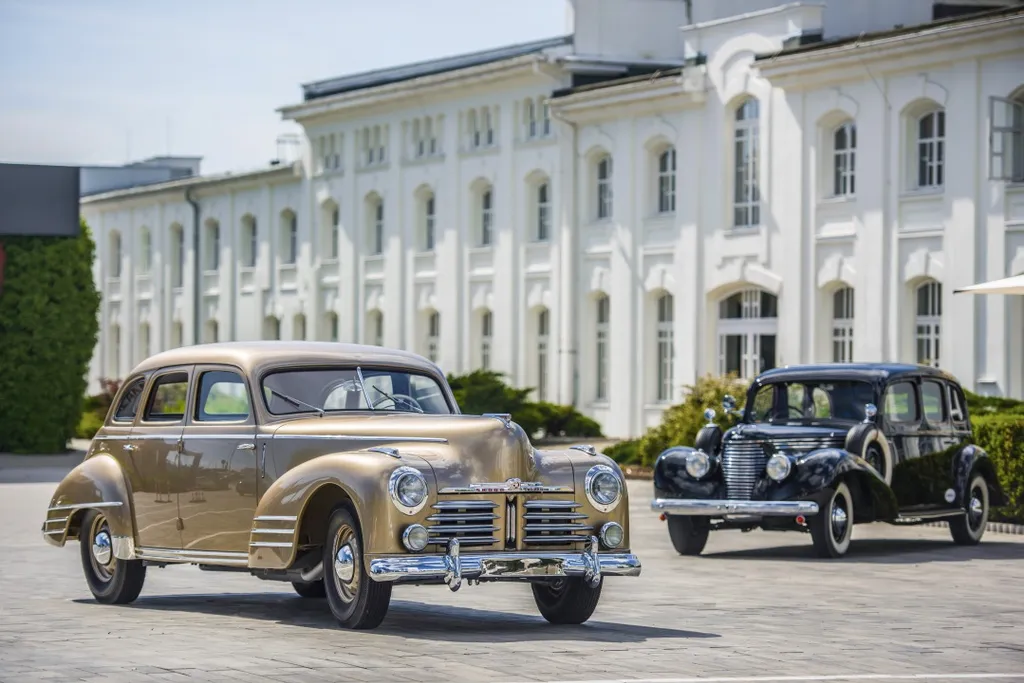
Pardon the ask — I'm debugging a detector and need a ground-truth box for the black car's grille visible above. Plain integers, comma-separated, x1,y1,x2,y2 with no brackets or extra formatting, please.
722,435,846,500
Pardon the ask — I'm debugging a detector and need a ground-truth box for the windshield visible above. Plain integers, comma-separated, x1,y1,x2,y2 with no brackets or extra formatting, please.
747,380,876,424
262,367,453,416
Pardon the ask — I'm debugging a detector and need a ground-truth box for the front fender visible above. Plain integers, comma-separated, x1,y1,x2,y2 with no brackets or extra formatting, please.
43,453,136,554
561,450,632,549
249,450,433,570
778,448,898,521
653,447,724,499
954,444,1008,508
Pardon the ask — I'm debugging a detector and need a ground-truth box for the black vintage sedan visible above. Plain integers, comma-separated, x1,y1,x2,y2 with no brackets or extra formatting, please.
651,364,1007,558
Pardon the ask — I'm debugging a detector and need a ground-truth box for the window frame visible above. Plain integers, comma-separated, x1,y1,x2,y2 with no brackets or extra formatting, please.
915,281,942,367
988,95,1024,182
915,109,946,190
882,380,921,426
831,286,854,363
480,188,494,247
596,295,610,401
111,375,148,424
657,147,676,214
536,182,550,242
140,368,192,425
656,293,675,403
596,155,613,221
193,367,253,424
832,121,857,197
920,379,948,427
733,98,761,229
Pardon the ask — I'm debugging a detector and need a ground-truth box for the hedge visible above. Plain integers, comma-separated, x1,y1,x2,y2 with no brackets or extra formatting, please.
972,415,1024,523
0,219,101,454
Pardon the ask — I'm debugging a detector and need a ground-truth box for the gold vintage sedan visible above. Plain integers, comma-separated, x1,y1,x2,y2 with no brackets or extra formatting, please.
43,342,640,628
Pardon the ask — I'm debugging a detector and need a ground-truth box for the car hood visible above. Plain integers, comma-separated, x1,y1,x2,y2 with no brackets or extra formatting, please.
727,422,852,442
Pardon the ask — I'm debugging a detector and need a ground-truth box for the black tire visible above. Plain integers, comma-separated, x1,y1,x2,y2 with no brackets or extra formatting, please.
809,482,854,558
950,474,989,545
79,509,146,604
292,580,326,598
666,516,710,555
531,577,603,625
322,506,392,629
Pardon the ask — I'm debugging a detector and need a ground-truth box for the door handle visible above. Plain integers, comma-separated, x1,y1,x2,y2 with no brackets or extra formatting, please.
237,443,256,451
122,443,137,452
260,443,267,479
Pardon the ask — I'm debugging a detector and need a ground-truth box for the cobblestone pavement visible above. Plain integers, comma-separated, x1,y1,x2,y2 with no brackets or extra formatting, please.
1,470,1022,682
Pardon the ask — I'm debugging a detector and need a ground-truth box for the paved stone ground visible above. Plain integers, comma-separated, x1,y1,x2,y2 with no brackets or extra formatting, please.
1,462,1023,683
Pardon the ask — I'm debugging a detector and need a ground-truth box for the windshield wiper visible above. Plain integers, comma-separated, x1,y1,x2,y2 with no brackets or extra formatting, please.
268,388,324,417
355,366,374,411
371,385,424,413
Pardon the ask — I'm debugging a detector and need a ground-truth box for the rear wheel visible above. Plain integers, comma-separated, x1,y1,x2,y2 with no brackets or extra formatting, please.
950,474,989,545
809,482,854,558
666,516,710,555
531,577,603,625
322,507,392,629
291,580,326,598
79,509,146,604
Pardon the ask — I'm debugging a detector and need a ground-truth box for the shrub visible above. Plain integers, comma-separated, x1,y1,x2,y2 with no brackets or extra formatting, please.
965,389,1024,417
972,414,1024,523
604,439,641,465
535,402,603,438
0,220,101,454
76,378,122,441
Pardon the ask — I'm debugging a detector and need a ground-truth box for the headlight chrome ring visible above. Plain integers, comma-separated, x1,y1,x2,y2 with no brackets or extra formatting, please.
388,466,429,515
684,450,712,479
585,464,622,513
598,521,624,549
402,524,430,552
766,454,793,482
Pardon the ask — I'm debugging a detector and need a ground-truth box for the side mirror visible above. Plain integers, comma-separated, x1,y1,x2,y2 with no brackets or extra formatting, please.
864,403,878,423
723,394,736,412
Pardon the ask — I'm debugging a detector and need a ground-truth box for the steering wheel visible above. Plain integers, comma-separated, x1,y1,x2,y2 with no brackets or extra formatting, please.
371,392,423,412
788,405,805,418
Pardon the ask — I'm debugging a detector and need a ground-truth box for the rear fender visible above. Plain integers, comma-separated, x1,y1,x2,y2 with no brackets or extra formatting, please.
42,453,136,558
954,444,1007,508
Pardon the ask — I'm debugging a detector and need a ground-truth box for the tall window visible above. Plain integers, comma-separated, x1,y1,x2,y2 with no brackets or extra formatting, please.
537,309,550,402
733,98,760,228
526,99,538,139
109,325,121,378
989,94,1024,181
833,122,856,196
656,293,674,402
483,108,494,146
370,200,384,255
917,110,945,189
541,101,551,137
718,288,778,379
138,323,150,361
263,316,281,341
469,110,481,149
204,319,219,343
205,221,220,271
330,207,340,260
658,147,676,213
916,281,942,367
139,228,152,275
327,312,339,342
596,295,610,401
597,155,613,220
283,212,298,265
110,232,122,278
172,225,184,288
242,216,257,268
171,322,183,348
480,311,493,370
424,195,436,251
427,311,440,362
536,182,550,241
832,286,854,362
480,188,493,247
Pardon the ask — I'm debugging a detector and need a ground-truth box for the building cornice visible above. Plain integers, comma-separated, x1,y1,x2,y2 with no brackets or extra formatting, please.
550,68,706,122
81,162,300,206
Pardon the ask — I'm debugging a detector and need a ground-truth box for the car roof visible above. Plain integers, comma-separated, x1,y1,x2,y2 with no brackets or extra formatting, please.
755,363,959,384
128,341,444,380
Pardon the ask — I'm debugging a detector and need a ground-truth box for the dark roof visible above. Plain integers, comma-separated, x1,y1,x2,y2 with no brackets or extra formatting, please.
551,65,685,99
755,363,960,384
301,35,572,101
755,4,1024,62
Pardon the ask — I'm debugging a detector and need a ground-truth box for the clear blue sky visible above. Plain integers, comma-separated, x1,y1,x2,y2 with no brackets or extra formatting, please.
0,0,568,174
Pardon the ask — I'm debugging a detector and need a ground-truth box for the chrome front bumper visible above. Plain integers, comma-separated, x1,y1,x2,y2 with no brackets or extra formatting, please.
368,536,641,591
652,498,820,516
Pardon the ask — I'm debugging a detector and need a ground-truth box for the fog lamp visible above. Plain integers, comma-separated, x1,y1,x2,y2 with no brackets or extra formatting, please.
599,521,624,549
402,524,429,552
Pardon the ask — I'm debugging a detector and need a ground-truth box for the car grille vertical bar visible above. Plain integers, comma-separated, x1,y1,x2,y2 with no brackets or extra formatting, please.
425,500,499,547
722,440,767,501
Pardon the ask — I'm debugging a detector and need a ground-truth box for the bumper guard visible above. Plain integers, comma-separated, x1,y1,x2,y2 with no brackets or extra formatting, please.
652,498,820,516
368,536,641,591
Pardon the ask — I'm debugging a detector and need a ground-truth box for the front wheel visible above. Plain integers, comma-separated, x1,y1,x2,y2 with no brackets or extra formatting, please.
79,509,146,604
949,474,989,545
666,516,710,555
809,482,854,558
531,577,603,625
322,507,392,629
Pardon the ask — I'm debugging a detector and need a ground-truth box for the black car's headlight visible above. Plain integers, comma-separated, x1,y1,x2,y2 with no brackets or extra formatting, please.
684,450,712,479
766,454,793,482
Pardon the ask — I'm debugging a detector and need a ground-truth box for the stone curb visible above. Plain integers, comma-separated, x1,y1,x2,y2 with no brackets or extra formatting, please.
621,469,1024,535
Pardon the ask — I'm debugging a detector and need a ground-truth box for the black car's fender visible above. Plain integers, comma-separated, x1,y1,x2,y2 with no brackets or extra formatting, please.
694,425,723,457
653,446,725,500
774,448,899,522
844,422,894,485
954,444,1008,508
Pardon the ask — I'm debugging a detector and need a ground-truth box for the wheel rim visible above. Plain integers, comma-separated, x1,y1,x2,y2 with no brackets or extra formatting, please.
866,445,885,480
968,484,986,532
331,524,359,604
88,514,116,583
830,493,849,543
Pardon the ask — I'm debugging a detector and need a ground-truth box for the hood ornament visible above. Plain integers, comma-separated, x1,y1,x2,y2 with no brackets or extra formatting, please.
482,413,513,429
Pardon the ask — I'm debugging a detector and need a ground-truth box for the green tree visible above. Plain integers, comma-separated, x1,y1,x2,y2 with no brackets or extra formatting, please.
0,219,101,453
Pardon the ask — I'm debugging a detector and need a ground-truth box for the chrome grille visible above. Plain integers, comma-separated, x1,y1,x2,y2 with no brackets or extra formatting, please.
522,499,591,544
722,435,847,500
425,500,499,547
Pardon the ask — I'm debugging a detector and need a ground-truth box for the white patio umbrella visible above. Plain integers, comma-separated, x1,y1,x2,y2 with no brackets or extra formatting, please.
954,274,1024,295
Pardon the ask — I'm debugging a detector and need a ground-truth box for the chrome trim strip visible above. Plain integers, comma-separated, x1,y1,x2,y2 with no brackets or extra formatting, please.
253,515,298,522
651,498,821,516
428,524,498,534
43,529,64,536
369,547,641,582
47,501,124,512
439,481,573,494
431,501,497,510
249,541,294,548
522,524,593,532
425,512,497,522
523,500,579,509
251,528,295,535
45,517,70,525
138,547,249,558
136,547,249,566
273,434,448,443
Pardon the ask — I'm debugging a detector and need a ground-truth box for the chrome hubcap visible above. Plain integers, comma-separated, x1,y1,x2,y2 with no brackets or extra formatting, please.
970,496,983,516
87,514,116,582
831,498,849,540
92,530,112,565
334,543,354,583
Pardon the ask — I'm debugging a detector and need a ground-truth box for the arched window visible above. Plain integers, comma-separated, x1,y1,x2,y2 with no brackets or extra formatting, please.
109,231,122,278
171,321,184,348
480,310,493,370
480,187,494,247
537,308,550,402
423,193,436,251
733,98,761,228
326,311,339,342
241,215,257,268
204,319,219,343
656,293,674,402
281,211,298,265
832,286,854,362
321,203,340,261
658,147,676,213
483,108,494,146
468,110,480,149
916,110,945,189
525,98,538,139
833,122,856,197
718,288,778,378
171,224,185,288
596,155,613,220
426,311,440,362
536,182,550,241
595,295,610,401
367,197,384,255
263,316,280,341
139,228,152,275
367,310,383,346
915,281,942,367
204,219,220,271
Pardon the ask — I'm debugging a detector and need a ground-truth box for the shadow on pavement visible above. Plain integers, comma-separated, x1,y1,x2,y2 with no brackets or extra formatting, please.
703,536,1024,564
85,593,718,641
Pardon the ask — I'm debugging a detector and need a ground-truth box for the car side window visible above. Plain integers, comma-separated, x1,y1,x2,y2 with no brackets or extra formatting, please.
750,385,774,421
948,384,968,428
195,370,250,422
921,380,947,424
883,381,919,424
144,372,189,422
112,377,146,423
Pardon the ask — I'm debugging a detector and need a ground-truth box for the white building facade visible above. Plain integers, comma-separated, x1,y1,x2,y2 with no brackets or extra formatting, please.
82,0,1024,438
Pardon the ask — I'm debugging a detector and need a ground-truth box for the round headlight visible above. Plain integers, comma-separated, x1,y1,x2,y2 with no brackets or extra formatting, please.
389,466,428,514
599,521,624,549
684,450,711,479
585,464,622,512
402,524,429,552
766,454,792,482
